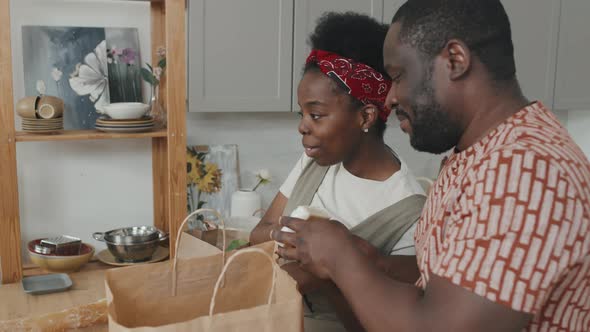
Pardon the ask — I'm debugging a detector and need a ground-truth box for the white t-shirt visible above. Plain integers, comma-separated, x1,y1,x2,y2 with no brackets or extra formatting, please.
280,152,424,255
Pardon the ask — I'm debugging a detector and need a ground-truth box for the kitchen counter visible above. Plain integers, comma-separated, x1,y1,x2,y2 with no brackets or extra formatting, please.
0,264,110,331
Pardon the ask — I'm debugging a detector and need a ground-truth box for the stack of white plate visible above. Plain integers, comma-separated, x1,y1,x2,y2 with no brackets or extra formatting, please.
21,117,64,133
95,117,155,133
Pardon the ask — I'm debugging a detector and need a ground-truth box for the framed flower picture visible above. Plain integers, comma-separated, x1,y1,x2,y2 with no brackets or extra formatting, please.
21,26,143,129
187,144,240,222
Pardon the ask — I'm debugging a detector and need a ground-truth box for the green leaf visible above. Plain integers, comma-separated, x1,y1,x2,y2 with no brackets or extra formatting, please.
158,58,166,69
140,68,155,84
197,200,207,209
226,239,249,251
146,63,153,71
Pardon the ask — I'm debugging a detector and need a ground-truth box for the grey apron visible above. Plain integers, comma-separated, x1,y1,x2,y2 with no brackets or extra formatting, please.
283,160,426,255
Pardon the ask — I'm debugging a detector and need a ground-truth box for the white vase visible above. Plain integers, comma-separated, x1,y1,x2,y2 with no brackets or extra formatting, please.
230,189,261,217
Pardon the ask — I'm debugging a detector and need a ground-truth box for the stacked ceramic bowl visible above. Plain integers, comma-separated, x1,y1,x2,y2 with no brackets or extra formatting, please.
16,95,64,133
95,102,155,133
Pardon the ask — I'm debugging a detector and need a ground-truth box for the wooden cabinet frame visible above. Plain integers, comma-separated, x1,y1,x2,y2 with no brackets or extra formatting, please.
0,0,187,283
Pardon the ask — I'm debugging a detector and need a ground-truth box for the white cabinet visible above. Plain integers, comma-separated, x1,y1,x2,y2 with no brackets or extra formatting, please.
554,0,590,111
383,0,405,25
187,0,590,113
188,0,294,112
292,0,383,110
502,0,560,108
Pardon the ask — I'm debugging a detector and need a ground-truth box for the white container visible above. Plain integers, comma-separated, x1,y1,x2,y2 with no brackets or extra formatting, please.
103,102,150,119
230,189,261,217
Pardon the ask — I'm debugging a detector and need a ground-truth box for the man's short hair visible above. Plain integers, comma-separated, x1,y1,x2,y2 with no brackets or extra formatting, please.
392,0,517,82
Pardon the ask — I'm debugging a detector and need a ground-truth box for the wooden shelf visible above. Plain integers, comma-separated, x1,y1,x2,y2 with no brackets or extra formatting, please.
15,129,167,142
0,0,187,284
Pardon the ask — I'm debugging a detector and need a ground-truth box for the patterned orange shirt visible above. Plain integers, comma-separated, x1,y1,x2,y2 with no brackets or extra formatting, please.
415,102,590,331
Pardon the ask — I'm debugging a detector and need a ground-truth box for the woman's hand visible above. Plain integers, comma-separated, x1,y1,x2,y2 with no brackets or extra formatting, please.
249,193,288,245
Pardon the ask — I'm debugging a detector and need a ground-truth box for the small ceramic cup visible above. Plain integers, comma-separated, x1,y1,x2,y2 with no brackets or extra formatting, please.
15,96,40,119
37,95,64,119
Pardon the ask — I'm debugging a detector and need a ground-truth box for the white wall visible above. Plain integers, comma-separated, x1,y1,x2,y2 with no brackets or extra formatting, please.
8,0,588,266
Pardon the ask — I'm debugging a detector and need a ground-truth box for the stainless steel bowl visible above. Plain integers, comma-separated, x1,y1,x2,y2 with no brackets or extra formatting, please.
93,227,168,262
93,226,161,245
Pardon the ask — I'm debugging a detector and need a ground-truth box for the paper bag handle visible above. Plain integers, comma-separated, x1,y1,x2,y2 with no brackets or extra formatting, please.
209,247,278,316
172,208,226,296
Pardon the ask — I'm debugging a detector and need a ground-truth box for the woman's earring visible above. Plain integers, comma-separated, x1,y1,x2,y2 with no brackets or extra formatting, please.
363,128,369,133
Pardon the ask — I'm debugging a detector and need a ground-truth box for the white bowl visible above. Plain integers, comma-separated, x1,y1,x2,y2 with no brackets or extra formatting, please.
103,102,149,120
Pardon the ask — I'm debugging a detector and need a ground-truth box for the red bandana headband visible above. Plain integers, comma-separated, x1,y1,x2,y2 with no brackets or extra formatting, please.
306,49,392,122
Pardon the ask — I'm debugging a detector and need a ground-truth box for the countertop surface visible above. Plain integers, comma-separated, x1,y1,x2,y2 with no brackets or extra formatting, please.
0,265,109,331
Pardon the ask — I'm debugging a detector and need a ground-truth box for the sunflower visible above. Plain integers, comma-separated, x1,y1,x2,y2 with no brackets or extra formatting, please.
186,148,223,194
198,162,222,193
186,150,203,185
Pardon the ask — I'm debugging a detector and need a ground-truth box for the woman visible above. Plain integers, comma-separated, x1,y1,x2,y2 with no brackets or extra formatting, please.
250,12,425,331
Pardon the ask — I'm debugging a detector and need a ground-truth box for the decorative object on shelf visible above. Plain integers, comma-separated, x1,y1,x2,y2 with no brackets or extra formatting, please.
39,235,81,255
22,26,142,130
230,189,262,217
141,46,167,127
186,145,239,222
252,169,272,191
27,239,94,272
15,96,40,119
16,95,66,133
93,226,168,263
21,274,73,295
96,246,169,267
102,102,149,120
20,118,64,133
229,169,271,217
94,116,155,133
186,146,223,229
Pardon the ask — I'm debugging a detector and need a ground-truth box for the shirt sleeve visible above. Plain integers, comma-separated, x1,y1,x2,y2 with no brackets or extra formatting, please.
431,148,587,315
279,153,310,199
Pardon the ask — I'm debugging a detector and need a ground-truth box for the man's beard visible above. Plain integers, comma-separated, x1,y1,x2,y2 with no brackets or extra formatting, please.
406,65,462,154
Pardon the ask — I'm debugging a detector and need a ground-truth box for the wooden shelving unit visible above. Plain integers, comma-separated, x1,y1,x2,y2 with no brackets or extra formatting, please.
0,0,187,284
15,129,168,142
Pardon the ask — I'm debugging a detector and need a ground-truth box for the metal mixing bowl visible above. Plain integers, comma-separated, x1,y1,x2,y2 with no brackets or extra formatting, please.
93,227,168,262
93,226,161,244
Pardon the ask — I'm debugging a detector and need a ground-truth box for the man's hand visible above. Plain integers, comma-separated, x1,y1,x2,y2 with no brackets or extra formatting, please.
271,216,354,279
280,262,333,294
350,235,379,260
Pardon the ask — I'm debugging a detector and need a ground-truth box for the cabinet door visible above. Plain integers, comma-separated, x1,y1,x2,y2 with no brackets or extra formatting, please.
188,0,293,112
383,0,405,25
502,0,560,108
554,0,590,111
292,0,383,110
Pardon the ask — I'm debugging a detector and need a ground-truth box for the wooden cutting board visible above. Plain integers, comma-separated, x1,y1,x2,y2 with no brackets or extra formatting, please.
0,268,108,331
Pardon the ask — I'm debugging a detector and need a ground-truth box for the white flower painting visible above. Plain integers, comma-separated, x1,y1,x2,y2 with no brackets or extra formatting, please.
69,40,110,113
22,26,142,129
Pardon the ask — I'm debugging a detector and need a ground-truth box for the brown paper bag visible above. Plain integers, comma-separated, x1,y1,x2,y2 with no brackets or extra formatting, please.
176,232,221,259
188,228,250,251
106,208,303,331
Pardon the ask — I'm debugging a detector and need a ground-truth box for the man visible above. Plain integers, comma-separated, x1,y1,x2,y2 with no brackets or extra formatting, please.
272,0,590,331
